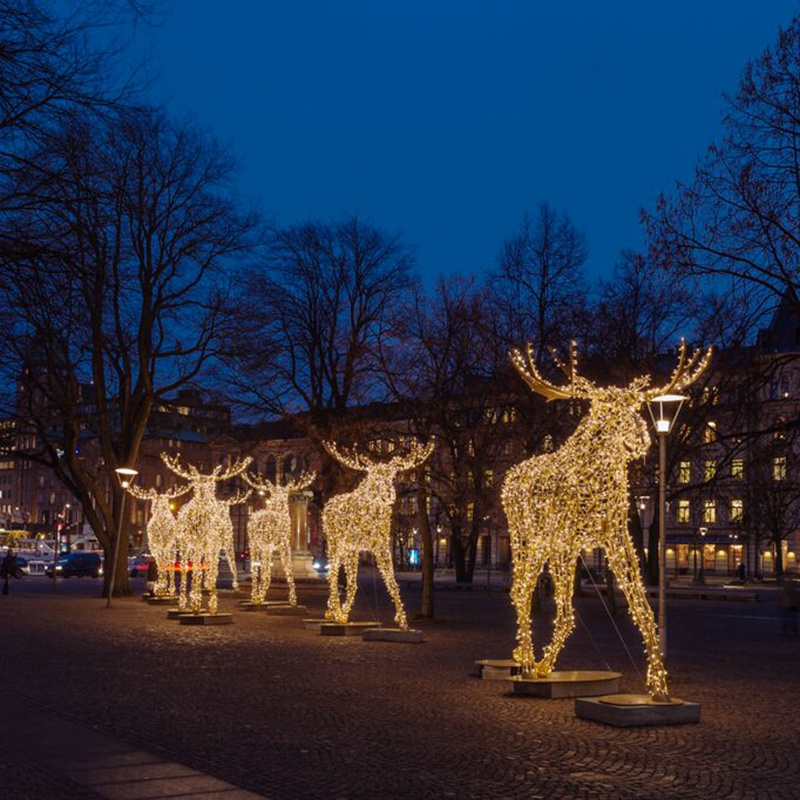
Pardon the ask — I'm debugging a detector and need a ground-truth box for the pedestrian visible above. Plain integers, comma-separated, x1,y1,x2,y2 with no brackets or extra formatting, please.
737,561,746,582
145,556,158,596
1,548,14,596
780,577,798,636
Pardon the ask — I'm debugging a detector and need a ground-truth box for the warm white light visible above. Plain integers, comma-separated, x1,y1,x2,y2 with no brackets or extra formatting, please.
162,454,252,615
115,467,139,488
504,338,711,699
244,470,316,606
323,439,433,629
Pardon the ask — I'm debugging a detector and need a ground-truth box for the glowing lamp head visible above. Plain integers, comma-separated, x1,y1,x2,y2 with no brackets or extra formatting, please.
647,394,686,436
115,467,138,488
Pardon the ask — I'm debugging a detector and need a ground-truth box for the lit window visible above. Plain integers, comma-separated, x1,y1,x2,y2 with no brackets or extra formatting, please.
676,499,690,524
730,499,743,523
542,435,554,453
704,421,717,443
731,459,744,481
466,502,474,523
703,499,716,524
484,469,494,488
703,459,716,481
678,461,691,484
773,456,787,482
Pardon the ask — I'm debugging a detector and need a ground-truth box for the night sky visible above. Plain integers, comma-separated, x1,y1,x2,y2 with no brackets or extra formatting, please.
141,1,799,284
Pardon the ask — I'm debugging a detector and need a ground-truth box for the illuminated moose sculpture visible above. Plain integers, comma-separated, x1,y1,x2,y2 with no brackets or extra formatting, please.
162,454,252,615
125,482,192,596
502,340,711,698
323,439,434,630
243,469,316,606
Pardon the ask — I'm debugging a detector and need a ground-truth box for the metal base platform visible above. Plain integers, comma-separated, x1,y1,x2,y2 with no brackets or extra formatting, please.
362,628,423,643
147,596,178,606
575,694,701,726
475,659,521,680
178,613,234,626
511,670,622,698
320,621,382,636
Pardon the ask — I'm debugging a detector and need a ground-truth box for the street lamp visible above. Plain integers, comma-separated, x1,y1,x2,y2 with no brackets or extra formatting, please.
106,467,138,609
647,393,687,660
695,526,708,585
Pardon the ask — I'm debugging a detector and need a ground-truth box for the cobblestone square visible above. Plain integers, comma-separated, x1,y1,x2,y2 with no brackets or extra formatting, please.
1,576,798,799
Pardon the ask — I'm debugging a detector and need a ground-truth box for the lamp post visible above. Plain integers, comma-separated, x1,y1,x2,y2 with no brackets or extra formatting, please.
107,467,138,609
647,393,686,660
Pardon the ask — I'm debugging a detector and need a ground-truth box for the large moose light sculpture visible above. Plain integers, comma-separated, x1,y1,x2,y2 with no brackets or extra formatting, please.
244,469,316,606
125,482,192,596
322,439,434,630
162,454,252,615
502,340,711,699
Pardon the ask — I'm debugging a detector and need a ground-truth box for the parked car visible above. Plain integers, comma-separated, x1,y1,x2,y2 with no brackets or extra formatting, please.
129,555,151,578
45,552,103,579
312,556,330,577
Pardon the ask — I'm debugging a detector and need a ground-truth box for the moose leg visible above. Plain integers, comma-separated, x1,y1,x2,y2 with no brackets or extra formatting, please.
375,545,408,630
251,550,265,604
341,552,360,621
206,560,220,616
280,539,297,605
606,534,670,699
325,552,344,621
226,535,239,592
538,555,578,677
510,571,538,676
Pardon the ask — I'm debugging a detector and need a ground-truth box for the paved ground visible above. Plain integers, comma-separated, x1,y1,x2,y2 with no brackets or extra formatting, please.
0,573,798,799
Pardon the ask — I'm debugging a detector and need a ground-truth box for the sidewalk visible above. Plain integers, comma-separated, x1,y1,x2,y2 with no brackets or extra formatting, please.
1,694,264,800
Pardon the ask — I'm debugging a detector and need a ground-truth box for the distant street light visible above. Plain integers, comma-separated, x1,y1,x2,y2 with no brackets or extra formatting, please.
106,467,138,609
647,394,687,660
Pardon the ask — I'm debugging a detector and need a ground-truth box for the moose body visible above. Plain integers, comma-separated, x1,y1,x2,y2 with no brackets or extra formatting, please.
502,340,711,699
162,454,251,615
126,484,191,597
322,440,433,630
245,471,315,606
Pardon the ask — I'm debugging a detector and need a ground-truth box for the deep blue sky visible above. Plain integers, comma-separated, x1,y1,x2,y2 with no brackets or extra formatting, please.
141,1,799,284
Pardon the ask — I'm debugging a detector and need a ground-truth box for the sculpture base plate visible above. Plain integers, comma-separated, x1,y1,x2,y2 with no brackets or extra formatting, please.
147,596,178,606
475,659,521,680
238,602,269,611
575,694,701,726
362,628,423,643
302,618,329,631
178,613,234,626
167,609,199,620
320,621,381,636
267,603,308,615
511,670,622,698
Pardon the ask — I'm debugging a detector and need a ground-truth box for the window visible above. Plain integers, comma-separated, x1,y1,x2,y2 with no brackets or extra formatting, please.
678,461,691,484
542,435,554,453
704,421,717,444
466,502,474,523
676,499,690,524
773,456,787,482
730,499,743,523
703,460,716,481
484,469,494,488
502,407,517,423
703,499,716,524
781,375,790,398
155,473,162,488
731,459,744,481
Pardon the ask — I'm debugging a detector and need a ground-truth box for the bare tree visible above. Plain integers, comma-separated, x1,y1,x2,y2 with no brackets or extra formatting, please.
494,203,588,361
0,106,256,596
645,16,800,326
224,214,414,425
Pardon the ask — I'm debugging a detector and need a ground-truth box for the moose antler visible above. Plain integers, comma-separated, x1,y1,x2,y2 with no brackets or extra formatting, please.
323,441,371,472
161,452,197,480
644,339,713,399
510,341,583,401
216,457,253,482
389,439,435,472
221,489,252,507
125,482,192,502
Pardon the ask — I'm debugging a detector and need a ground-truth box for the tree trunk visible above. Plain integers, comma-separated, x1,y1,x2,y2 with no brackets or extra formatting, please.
451,533,467,583
416,484,434,619
102,490,132,598
774,538,784,578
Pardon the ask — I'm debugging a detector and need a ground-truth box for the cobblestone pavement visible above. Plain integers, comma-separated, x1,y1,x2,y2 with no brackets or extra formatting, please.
0,575,798,799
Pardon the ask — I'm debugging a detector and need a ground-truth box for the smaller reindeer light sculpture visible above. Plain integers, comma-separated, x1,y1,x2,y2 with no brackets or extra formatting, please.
243,469,316,606
162,454,252,615
502,340,711,699
323,439,434,629
125,482,192,596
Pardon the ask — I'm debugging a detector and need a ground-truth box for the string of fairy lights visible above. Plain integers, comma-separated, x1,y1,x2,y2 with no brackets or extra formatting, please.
322,439,434,630
503,339,711,699
125,482,191,596
243,470,316,606
161,454,252,615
